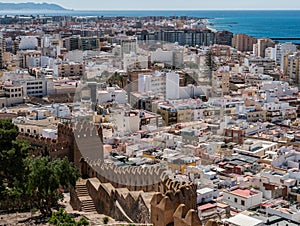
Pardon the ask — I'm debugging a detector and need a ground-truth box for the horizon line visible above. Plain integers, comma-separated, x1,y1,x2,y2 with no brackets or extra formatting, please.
68,8,300,11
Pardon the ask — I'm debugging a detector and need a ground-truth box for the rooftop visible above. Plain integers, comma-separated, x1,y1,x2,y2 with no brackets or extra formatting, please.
225,213,263,226
230,188,259,198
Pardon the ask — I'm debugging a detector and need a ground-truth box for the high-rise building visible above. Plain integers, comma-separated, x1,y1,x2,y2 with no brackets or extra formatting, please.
121,37,137,58
283,52,300,85
216,30,233,46
63,36,100,51
0,32,6,69
0,34,3,69
275,42,297,69
232,34,256,52
157,30,215,46
253,38,275,57
166,71,180,99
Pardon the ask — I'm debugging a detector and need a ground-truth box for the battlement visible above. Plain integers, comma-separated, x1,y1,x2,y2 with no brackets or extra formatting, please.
21,122,168,191
18,133,71,159
151,180,200,226
84,177,153,223
83,159,168,189
173,204,202,226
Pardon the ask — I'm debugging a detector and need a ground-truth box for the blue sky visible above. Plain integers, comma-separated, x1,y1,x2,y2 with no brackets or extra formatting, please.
2,0,300,10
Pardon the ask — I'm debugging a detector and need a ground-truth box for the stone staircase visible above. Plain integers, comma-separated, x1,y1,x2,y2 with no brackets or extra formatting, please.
75,180,97,213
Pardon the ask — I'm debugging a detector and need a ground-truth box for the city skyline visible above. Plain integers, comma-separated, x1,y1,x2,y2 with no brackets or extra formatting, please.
0,0,300,10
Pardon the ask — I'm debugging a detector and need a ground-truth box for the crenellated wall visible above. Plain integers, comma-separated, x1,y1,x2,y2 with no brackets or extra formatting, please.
84,177,153,223
18,133,72,160
151,179,201,226
19,122,205,225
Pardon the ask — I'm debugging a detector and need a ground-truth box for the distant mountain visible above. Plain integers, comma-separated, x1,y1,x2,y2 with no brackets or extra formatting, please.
0,2,68,11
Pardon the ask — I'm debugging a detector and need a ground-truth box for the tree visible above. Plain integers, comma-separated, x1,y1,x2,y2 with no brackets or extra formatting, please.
205,50,217,87
0,119,29,190
102,216,109,224
49,208,89,226
25,157,80,216
108,71,125,88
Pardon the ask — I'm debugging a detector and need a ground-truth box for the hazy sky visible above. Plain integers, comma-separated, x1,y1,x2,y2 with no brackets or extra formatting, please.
2,0,300,10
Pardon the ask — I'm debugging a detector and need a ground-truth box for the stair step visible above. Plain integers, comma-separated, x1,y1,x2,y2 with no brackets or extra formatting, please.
82,207,96,212
82,200,94,204
74,180,97,213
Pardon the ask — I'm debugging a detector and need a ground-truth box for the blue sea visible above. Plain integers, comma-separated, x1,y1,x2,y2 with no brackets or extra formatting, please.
1,10,300,43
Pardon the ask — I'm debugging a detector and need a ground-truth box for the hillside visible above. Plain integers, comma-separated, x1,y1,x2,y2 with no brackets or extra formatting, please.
0,2,68,11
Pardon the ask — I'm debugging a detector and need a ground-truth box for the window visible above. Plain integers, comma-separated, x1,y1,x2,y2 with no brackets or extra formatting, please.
241,200,245,206
234,198,238,203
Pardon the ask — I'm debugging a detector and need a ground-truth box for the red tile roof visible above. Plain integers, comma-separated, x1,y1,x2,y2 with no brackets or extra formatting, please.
198,203,216,211
230,189,257,198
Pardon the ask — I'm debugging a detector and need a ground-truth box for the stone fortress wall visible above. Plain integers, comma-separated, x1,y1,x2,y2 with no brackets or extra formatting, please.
19,122,203,226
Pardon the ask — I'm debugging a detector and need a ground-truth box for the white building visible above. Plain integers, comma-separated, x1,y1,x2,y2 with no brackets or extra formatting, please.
223,188,263,211
197,187,219,204
64,50,84,63
41,56,55,68
261,81,298,97
0,85,23,106
114,111,140,134
275,42,297,69
265,47,276,60
123,52,148,71
121,37,137,57
138,72,166,94
224,213,263,226
266,205,300,223
166,71,180,99
19,36,38,50
97,87,127,105
233,139,278,158
45,104,71,118
15,78,50,97
151,48,173,65
151,47,184,68
179,84,205,99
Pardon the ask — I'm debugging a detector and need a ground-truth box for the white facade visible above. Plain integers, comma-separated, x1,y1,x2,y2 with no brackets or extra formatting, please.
265,47,276,60
266,205,300,223
121,38,137,57
123,52,148,71
225,213,263,226
275,42,297,69
41,56,55,68
138,74,152,93
64,50,84,63
19,36,38,50
45,104,71,118
179,85,205,99
166,71,180,99
1,85,23,105
261,81,298,97
151,48,173,65
138,72,166,95
97,87,127,105
233,139,278,157
223,188,263,211
17,79,48,97
27,56,41,68
115,111,140,133
197,187,219,204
